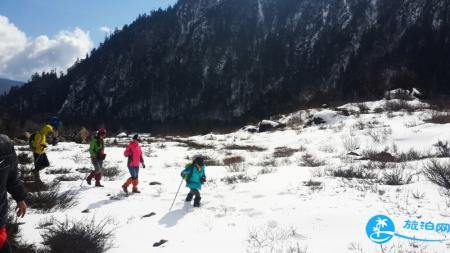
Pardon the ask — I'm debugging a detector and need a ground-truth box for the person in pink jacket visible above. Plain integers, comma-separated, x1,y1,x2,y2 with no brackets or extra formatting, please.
122,134,145,193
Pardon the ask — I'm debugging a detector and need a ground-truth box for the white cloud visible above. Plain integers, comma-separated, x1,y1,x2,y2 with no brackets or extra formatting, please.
100,26,112,34
0,15,94,81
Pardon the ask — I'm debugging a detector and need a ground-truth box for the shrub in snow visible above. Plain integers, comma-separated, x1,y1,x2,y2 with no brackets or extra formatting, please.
426,111,450,124
366,127,392,143
17,152,33,165
356,103,370,114
247,223,307,253
273,147,299,158
257,167,276,175
72,153,83,164
55,174,82,182
382,164,414,185
433,140,450,157
46,168,72,175
223,156,246,172
303,179,323,191
224,144,267,152
342,134,360,152
41,217,113,253
102,165,122,181
362,150,396,162
27,182,78,212
330,165,376,180
384,100,416,113
76,167,92,173
397,148,429,162
423,159,450,191
18,164,33,180
221,174,256,184
300,153,325,167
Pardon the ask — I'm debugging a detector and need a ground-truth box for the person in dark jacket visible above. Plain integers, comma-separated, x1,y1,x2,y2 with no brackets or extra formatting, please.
180,157,206,207
0,135,27,253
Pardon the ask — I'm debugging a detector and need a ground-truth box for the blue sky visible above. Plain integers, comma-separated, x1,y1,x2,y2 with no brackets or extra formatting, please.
0,0,177,81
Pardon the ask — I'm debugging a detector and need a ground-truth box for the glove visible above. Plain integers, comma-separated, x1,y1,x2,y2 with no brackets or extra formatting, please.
142,164,146,168
200,176,206,184
41,144,48,149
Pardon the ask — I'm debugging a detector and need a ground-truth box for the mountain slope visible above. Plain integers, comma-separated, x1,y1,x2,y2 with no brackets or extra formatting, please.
3,0,450,129
0,77,23,95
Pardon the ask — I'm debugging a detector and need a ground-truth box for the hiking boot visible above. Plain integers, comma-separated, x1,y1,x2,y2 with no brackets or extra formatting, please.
86,171,95,185
122,185,128,193
193,197,201,207
132,187,141,193
95,181,104,187
185,193,193,202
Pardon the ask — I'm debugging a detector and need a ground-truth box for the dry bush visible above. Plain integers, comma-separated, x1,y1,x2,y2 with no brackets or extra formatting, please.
425,111,450,124
362,150,396,162
247,223,307,253
55,174,83,182
224,144,267,152
434,140,450,157
382,163,415,185
273,147,299,158
221,174,256,184
300,153,325,167
423,159,450,191
103,166,122,180
366,128,392,143
342,134,360,152
356,103,370,114
78,127,90,144
223,156,246,172
223,156,245,165
171,138,215,149
41,217,114,253
384,100,417,113
46,168,71,175
17,152,33,165
27,182,78,212
330,165,377,180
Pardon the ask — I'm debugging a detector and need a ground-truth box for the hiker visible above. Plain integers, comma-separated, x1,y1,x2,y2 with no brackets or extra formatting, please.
31,116,60,183
180,157,206,207
0,135,27,253
122,134,145,193
86,128,107,187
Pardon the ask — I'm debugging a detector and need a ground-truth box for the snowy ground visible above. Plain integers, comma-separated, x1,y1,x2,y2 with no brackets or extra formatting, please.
13,95,450,253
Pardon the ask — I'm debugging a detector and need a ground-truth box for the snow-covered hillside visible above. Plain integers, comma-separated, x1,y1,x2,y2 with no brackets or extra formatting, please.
13,94,450,253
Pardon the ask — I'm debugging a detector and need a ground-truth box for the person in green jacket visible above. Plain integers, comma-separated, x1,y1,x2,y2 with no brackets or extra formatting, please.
180,157,206,207
86,128,107,187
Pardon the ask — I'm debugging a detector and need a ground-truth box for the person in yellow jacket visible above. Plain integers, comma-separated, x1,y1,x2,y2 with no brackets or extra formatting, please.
31,116,60,183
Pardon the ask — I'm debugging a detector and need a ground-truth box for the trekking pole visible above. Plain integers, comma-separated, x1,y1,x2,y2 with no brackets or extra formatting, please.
169,177,184,212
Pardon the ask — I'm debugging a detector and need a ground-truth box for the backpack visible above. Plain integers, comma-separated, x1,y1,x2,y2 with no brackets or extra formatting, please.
182,164,194,182
29,133,36,151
